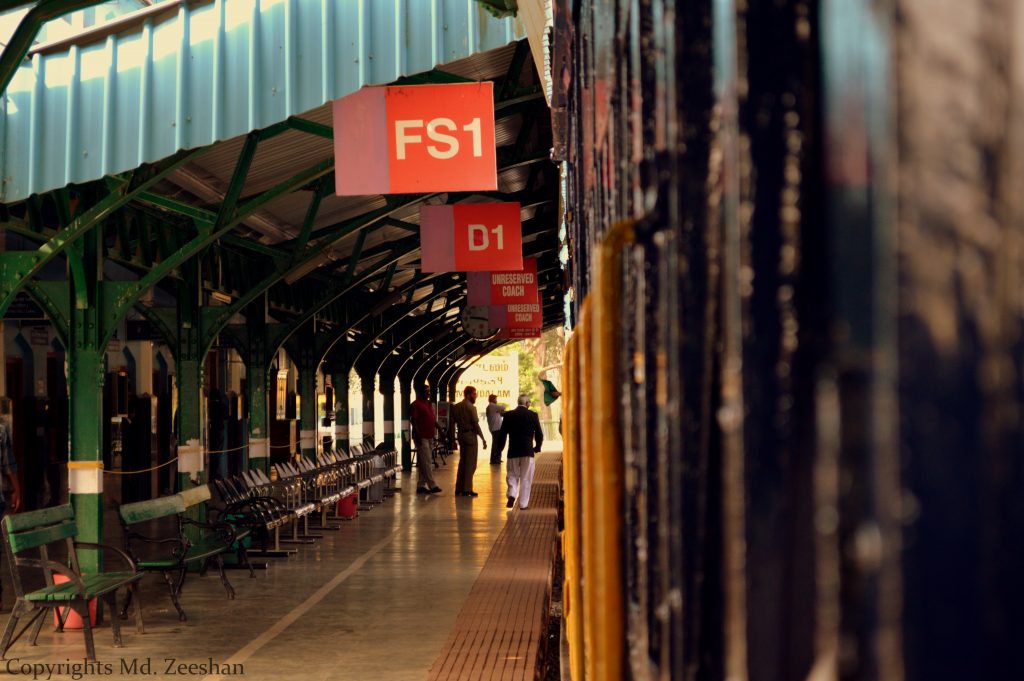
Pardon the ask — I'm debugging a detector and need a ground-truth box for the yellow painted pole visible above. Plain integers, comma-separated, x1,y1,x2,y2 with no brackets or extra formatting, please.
562,331,584,680
585,221,635,681
578,298,595,679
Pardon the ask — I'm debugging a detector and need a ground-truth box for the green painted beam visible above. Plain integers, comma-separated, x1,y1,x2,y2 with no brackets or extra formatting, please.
101,157,335,347
25,280,70,346
283,116,334,140
0,147,205,317
343,229,368,284
136,191,216,225
291,180,328,257
212,132,260,235
381,262,398,292
202,199,420,347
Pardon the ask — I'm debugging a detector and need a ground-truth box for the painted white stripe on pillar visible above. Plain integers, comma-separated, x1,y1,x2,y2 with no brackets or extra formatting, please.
300,430,315,449
362,422,374,435
178,439,204,473
383,422,394,434
250,437,269,459
335,425,349,437
68,466,103,494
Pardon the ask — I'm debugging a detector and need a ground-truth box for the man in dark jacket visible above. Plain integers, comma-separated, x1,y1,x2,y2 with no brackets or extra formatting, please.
500,394,544,509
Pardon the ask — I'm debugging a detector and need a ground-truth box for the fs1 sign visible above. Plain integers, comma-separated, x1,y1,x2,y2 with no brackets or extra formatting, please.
420,203,523,272
333,83,497,195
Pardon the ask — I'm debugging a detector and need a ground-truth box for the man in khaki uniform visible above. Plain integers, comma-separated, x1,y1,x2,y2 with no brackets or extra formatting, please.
452,386,487,496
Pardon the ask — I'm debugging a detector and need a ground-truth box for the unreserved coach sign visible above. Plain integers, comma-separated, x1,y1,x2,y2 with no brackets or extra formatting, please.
333,83,497,195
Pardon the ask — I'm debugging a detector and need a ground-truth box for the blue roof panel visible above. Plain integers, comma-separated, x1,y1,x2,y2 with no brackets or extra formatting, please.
0,0,524,202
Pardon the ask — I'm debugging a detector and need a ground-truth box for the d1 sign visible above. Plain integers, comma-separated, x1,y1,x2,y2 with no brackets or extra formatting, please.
420,203,523,272
333,82,497,195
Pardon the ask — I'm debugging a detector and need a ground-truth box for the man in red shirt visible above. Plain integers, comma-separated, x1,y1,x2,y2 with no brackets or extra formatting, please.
410,386,442,494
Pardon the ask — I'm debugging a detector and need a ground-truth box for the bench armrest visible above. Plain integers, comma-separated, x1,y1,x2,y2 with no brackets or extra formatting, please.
16,558,88,596
180,517,237,544
74,542,140,575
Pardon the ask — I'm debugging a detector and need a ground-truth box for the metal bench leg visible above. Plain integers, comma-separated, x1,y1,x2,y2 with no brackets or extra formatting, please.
0,601,26,657
55,602,72,632
238,545,256,578
163,571,187,622
27,605,47,644
215,555,236,599
104,594,123,647
119,585,134,620
131,583,145,634
76,601,97,660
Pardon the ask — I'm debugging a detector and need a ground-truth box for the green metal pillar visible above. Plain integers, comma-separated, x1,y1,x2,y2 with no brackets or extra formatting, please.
331,371,349,452
399,375,412,471
292,323,320,460
246,365,269,471
298,363,319,460
66,233,105,575
380,374,396,449
176,264,205,494
67,341,105,574
245,319,270,472
359,371,375,446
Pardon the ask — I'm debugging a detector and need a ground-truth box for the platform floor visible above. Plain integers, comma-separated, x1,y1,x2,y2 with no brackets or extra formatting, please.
0,447,561,680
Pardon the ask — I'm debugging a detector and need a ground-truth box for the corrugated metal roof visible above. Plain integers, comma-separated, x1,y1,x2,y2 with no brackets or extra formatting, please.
0,0,525,202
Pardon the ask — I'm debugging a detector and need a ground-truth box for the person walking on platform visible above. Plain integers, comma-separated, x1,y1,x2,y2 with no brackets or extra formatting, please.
452,386,487,497
486,394,506,465
0,397,23,611
501,394,544,510
410,387,442,495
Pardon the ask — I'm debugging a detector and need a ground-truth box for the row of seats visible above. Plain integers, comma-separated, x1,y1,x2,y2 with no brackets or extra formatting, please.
0,441,403,661
211,441,402,554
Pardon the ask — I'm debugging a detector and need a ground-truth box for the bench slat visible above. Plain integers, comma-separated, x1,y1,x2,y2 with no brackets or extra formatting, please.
3,504,74,533
7,519,77,554
25,572,142,602
119,496,185,524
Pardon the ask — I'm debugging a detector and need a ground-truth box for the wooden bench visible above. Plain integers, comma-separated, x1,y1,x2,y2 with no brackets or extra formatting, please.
117,487,249,622
1,504,144,661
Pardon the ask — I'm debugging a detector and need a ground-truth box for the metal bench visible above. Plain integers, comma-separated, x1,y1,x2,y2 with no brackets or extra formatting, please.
264,464,320,542
1,504,144,661
117,487,248,622
212,475,295,559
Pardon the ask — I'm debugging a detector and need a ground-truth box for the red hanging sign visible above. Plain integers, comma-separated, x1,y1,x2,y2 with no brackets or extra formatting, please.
333,83,497,195
467,258,539,306
497,327,543,339
488,301,543,329
420,203,522,272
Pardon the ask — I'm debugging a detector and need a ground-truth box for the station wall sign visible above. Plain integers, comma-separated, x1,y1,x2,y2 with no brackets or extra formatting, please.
333,82,497,195
467,257,539,306
420,202,522,272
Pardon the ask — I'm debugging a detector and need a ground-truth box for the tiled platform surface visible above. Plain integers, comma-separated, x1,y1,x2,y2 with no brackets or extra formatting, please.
427,453,561,681
0,447,561,680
